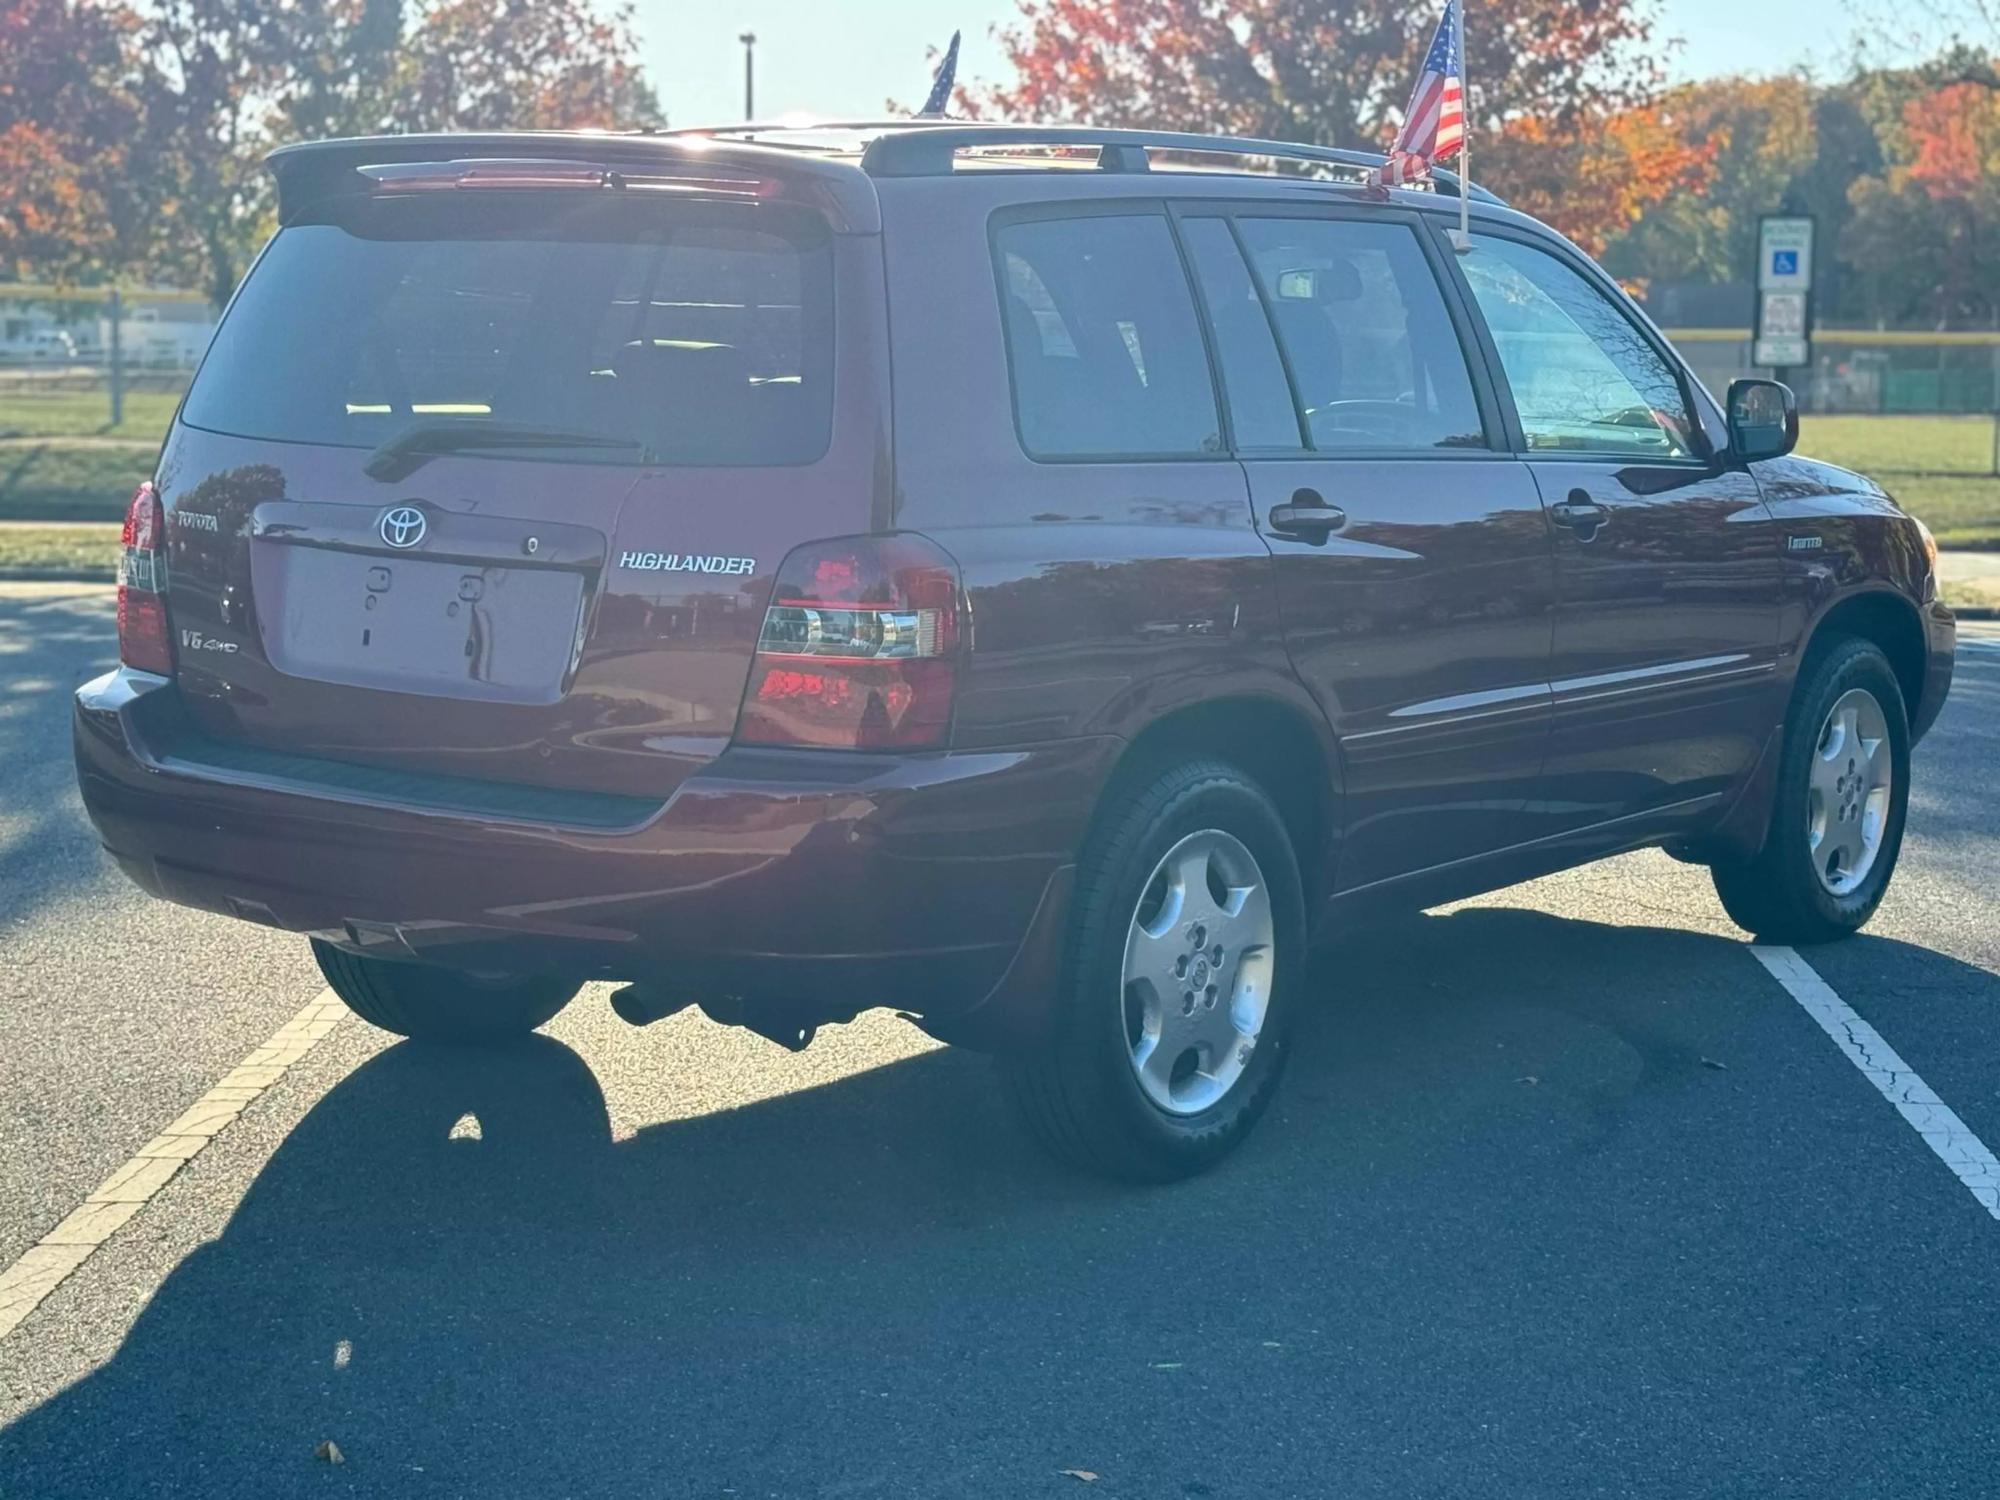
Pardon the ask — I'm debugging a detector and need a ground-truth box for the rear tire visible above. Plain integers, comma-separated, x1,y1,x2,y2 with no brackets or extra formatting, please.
311,940,581,1041
1710,637,1910,944
1002,758,1305,1183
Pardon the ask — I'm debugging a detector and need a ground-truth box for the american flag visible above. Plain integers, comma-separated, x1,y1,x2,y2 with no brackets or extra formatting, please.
918,30,962,118
1391,1,1466,165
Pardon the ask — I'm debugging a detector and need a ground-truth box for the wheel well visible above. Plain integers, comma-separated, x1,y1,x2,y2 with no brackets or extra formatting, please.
1808,592,1925,715
1104,698,1335,901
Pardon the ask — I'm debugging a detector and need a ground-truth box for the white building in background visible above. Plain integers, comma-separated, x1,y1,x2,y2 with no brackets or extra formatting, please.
0,291,216,371
95,304,217,370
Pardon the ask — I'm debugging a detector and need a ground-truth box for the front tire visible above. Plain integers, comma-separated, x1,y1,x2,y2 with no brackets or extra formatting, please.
312,940,581,1041
1710,636,1910,944
1002,758,1306,1182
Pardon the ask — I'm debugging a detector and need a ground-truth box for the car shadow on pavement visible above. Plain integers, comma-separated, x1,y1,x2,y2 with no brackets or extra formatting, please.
0,586,121,927
5,908,2000,1498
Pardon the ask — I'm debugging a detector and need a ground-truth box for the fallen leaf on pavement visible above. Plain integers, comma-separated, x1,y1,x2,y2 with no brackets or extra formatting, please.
1700,1057,1729,1071
1059,1469,1099,1482
315,1440,344,1465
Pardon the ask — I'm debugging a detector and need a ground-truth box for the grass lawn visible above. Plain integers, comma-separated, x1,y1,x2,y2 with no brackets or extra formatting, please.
1799,414,2000,547
0,523,118,578
1798,414,1996,476
0,442,152,522
0,386,181,441
1,407,1992,547
1860,475,2000,548
1942,575,1999,613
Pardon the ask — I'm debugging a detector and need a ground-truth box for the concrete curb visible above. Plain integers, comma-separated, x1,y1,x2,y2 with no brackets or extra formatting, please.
0,569,114,585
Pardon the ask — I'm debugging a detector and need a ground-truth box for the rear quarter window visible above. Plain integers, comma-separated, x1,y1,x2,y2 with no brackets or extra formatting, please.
993,214,1222,461
181,194,835,468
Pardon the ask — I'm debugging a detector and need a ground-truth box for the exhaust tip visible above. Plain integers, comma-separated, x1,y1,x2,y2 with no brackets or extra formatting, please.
608,983,694,1028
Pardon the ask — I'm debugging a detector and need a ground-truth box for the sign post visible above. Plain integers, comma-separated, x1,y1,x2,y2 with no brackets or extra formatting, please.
1754,215,1816,383
107,288,123,429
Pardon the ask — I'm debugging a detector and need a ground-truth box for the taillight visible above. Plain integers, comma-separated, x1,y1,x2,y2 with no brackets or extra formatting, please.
737,533,962,750
117,480,173,675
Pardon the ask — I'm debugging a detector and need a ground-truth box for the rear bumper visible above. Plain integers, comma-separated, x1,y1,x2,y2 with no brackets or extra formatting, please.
75,669,1111,1035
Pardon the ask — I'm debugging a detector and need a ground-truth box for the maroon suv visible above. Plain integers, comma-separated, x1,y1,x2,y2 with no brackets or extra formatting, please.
74,123,1955,1179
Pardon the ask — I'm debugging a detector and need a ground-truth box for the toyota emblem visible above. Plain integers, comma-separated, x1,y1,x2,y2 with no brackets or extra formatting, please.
380,506,427,550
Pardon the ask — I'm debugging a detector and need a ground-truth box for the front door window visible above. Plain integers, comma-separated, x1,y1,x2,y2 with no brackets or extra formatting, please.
1459,235,1699,460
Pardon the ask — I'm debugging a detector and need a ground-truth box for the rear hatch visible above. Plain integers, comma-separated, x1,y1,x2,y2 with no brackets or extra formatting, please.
155,146,888,803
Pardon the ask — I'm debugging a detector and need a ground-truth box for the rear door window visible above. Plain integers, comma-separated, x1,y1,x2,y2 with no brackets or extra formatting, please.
1179,217,1306,451
180,194,834,467
994,214,1223,460
1234,217,1487,452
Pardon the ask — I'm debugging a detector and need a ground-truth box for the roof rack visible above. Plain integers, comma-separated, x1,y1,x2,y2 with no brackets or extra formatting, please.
671,121,1503,205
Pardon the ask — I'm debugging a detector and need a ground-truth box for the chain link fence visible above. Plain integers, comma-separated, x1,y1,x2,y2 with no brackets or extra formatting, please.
1,290,208,440
1671,329,2000,477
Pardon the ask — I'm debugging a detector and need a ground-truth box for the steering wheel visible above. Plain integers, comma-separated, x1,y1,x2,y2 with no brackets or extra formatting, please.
1303,398,1420,440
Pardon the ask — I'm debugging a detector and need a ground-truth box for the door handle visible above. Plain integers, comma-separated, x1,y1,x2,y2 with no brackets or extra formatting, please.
1267,488,1347,542
1550,490,1608,539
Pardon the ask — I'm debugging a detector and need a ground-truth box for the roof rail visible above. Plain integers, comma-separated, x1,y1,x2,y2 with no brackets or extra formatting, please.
851,124,1505,205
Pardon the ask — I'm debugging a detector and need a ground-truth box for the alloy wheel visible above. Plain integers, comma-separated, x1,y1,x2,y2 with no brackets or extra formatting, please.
1807,686,1894,896
1120,829,1277,1116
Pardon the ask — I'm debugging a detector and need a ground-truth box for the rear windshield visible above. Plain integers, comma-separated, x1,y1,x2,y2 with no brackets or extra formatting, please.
181,194,835,467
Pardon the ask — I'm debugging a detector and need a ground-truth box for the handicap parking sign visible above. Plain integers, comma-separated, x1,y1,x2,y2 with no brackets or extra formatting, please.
1758,217,1814,290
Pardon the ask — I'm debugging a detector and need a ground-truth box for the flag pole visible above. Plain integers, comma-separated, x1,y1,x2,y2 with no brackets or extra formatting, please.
1451,0,1472,254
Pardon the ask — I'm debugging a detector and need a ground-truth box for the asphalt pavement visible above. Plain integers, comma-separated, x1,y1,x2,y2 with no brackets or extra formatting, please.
2,582,1997,1499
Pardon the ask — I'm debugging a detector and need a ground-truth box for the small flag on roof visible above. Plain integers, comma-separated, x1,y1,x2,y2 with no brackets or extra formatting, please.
918,30,962,117
1386,0,1465,171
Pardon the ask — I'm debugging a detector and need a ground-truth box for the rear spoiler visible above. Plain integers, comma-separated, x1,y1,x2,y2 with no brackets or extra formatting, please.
265,133,882,233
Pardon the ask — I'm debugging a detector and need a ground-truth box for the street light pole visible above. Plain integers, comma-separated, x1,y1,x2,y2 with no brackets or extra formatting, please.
739,32,756,120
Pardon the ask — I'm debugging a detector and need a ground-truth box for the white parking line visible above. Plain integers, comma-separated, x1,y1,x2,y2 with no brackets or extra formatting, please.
0,992,347,1341
1752,946,2000,1220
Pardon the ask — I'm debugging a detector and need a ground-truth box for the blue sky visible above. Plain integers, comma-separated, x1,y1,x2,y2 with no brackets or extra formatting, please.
634,1,1872,130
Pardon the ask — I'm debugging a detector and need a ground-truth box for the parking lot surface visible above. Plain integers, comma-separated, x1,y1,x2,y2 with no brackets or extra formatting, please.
3,583,1997,1498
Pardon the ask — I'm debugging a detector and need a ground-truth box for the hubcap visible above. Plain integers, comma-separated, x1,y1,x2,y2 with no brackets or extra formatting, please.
1807,687,1893,896
1120,829,1276,1116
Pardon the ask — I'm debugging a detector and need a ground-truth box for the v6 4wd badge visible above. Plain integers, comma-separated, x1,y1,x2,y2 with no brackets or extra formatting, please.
179,630,238,654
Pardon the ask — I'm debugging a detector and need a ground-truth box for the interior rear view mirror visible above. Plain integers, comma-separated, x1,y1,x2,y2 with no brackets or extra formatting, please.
1275,261,1363,302
1727,378,1798,462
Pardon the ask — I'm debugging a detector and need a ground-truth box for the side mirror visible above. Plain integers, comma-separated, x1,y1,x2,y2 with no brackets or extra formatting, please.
1727,378,1798,462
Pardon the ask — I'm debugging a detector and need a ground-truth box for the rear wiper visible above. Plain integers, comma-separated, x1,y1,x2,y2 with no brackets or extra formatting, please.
365,420,650,480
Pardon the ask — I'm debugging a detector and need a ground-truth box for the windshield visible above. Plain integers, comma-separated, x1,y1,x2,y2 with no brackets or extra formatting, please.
181,193,835,467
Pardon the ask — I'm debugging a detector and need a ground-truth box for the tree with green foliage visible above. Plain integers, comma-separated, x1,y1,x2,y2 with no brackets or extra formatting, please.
1600,76,1818,287
1842,79,1999,325
401,0,660,132
1597,55,1998,328
120,0,662,306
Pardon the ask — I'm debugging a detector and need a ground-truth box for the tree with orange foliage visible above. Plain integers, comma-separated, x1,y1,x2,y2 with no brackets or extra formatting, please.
1485,104,1719,261
133,0,662,308
964,0,1716,253
1843,79,1999,324
1599,76,1818,287
0,0,141,282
